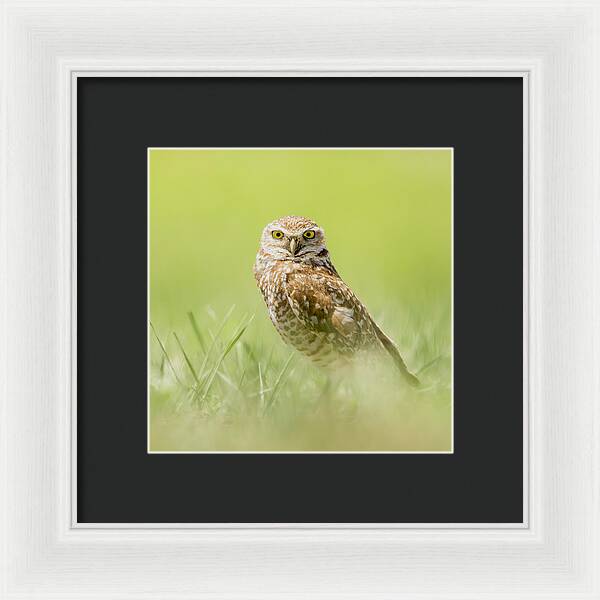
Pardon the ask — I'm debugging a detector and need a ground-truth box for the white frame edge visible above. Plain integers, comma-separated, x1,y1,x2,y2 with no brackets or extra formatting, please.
2,2,599,598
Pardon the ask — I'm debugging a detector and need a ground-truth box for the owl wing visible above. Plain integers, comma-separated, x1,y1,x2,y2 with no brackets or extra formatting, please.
285,271,374,351
286,270,420,385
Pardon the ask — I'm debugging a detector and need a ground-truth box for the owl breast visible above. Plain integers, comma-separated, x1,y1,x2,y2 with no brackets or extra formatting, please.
255,260,374,368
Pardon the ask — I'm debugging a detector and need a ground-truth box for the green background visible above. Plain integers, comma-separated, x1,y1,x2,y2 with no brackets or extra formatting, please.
149,149,452,451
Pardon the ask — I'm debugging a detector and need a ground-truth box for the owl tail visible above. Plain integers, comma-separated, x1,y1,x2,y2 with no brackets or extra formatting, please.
372,323,420,388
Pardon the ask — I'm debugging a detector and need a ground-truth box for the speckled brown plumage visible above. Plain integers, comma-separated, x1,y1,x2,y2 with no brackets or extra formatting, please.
253,216,419,385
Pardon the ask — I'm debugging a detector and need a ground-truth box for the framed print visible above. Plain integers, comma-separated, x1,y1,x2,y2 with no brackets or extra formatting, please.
2,2,599,599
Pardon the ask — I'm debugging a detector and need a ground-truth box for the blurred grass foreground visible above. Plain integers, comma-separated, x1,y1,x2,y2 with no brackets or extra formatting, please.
149,149,452,452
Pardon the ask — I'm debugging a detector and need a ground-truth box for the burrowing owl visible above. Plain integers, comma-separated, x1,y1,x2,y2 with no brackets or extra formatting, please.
253,215,419,386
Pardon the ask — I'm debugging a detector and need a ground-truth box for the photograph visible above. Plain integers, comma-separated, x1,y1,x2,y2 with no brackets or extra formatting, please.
149,148,452,452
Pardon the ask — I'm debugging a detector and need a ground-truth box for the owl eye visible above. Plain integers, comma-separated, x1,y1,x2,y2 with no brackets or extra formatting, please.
271,230,284,239
303,230,315,239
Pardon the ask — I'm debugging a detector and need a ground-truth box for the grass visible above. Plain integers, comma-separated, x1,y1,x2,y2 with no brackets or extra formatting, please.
149,305,452,452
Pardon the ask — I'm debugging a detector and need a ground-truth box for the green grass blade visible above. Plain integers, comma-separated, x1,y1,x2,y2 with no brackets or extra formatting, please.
195,305,237,385
196,315,254,405
238,365,247,389
216,370,239,391
264,352,295,411
222,316,254,359
258,363,265,408
209,305,236,349
149,321,185,388
262,346,275,384
415,354,447,376
173,331,199,385
242,341,258,366
187,311,206,353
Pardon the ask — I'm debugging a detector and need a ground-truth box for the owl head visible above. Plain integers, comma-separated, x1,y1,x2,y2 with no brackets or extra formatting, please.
258,215,327,262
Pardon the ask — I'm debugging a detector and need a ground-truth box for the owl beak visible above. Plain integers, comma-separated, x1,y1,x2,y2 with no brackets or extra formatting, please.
289,238,298,256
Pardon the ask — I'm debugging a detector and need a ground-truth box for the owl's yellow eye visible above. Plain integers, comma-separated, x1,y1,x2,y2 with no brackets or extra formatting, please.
303,230,315,239
272,230,284,239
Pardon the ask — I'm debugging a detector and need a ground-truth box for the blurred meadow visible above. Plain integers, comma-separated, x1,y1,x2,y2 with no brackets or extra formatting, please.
149,149,452,452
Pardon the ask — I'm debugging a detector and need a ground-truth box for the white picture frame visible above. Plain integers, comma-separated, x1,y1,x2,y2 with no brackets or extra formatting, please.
1,1,599,598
